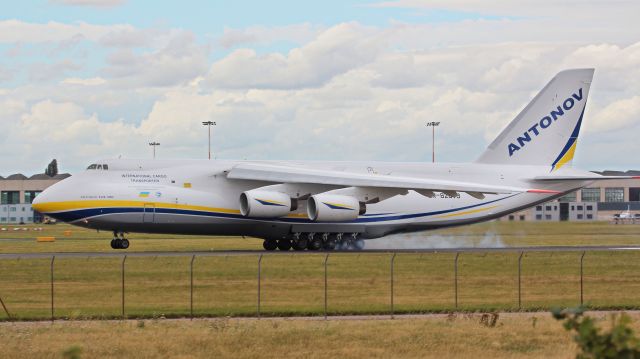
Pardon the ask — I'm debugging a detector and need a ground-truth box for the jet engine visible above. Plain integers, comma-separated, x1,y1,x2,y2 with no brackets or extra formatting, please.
307,194,366,222
240,190,297,218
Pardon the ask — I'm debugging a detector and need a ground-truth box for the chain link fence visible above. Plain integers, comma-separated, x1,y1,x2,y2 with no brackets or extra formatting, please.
0,249,639,321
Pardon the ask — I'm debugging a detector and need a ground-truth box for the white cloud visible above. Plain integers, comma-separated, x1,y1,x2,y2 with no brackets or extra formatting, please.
61,77,107,86
1,15,640,172
98,28,151,48
218,23,324,48
370,0,639,20
102,30,210,88
588,96,640,133
194,39,640,169
205,22,384,89
8,100,140,170
49,0,126,8
29,59,82,82
0,20,134,43
0,66,12,83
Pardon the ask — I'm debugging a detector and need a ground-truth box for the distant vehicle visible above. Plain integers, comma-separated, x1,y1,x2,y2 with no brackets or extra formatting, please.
42,218,57,225
32,69,639,251
614,205,635,220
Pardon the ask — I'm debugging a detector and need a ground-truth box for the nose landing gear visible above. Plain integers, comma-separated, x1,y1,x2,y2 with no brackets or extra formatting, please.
111,231,130,250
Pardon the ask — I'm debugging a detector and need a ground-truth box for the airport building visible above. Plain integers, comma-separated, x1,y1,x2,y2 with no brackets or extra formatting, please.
0,173,70,224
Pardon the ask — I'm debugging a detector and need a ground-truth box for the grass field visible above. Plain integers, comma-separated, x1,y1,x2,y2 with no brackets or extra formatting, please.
1,221,640,321
3,312,637,358
1,221,640,358
2,220,640,253
0,223,263,252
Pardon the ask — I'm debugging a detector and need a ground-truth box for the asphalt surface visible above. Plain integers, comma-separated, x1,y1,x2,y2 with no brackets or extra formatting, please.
2,245,640,259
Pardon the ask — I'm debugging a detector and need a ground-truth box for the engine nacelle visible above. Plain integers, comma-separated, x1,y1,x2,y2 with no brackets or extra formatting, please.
307,194,365,222
240,190,296,218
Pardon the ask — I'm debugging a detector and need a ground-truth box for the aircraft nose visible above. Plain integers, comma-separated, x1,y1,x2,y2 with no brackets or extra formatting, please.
31,189,50,213
31,178,68,214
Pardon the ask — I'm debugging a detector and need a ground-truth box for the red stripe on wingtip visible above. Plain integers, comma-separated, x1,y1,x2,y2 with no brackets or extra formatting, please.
527,189,561,194
633,176,640,179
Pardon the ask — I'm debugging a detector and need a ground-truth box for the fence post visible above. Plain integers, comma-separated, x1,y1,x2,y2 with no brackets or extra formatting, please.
518,252,524,310
323,253,329,320
190,255,196,320
580,251,585,306
121,255,127,319
391,253,396,319
0,294,10,319
454,252,459,310
257,254,263,318
50,256,55,323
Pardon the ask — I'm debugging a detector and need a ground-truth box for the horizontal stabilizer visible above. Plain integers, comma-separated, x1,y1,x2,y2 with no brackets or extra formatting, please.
533,175,640,181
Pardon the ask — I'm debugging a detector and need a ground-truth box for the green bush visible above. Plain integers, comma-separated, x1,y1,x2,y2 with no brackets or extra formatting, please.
552,307,640,358
62,345,82,359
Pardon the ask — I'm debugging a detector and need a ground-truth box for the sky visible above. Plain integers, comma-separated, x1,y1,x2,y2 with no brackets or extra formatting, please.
1,0,639,174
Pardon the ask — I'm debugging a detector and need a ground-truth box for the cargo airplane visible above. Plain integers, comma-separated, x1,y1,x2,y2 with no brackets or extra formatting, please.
32,69,636,251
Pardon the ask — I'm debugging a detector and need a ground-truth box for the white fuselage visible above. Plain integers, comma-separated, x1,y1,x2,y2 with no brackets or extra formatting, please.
32,159,592,240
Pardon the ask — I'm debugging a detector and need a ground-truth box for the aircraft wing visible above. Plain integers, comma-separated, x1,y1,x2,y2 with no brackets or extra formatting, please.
226,163,527,196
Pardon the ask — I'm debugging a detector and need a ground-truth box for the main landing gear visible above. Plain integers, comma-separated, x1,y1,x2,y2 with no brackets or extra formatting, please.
111,231,130,250
262,232,364,252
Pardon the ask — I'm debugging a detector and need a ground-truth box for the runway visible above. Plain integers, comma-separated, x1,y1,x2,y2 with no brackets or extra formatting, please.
2,245,640,259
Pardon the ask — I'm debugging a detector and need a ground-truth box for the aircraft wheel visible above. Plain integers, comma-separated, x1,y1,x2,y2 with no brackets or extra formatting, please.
277,239,292,251
323,238,336,251
121,239,130,249
292,240,307,251
110,239,118,249
263,240,278,251
344,240,356,251
308,237,322,251
354,239,365,251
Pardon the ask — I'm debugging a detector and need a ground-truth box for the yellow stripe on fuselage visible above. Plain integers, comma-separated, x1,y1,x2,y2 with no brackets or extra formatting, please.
32,199,312,219
33,200,241,215
435,205,499,219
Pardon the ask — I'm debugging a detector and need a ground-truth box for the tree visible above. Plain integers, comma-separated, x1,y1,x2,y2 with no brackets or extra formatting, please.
45,159,58,177
553,307,640,358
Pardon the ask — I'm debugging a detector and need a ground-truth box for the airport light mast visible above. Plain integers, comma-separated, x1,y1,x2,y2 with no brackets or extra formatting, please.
149,142,160,159
202,121,216,160
426,121,440,163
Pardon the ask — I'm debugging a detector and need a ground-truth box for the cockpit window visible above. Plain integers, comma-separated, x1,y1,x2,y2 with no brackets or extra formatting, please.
86,164,109,170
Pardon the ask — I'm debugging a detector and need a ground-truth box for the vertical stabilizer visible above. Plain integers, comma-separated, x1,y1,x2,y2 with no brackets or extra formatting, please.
476,69,594,171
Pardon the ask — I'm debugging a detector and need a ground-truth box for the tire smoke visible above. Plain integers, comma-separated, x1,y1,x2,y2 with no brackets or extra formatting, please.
366,231,506,249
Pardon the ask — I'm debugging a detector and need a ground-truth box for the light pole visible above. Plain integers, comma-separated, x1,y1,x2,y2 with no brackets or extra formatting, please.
426,121,440,163
149,142,160,159
202,121,216,160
